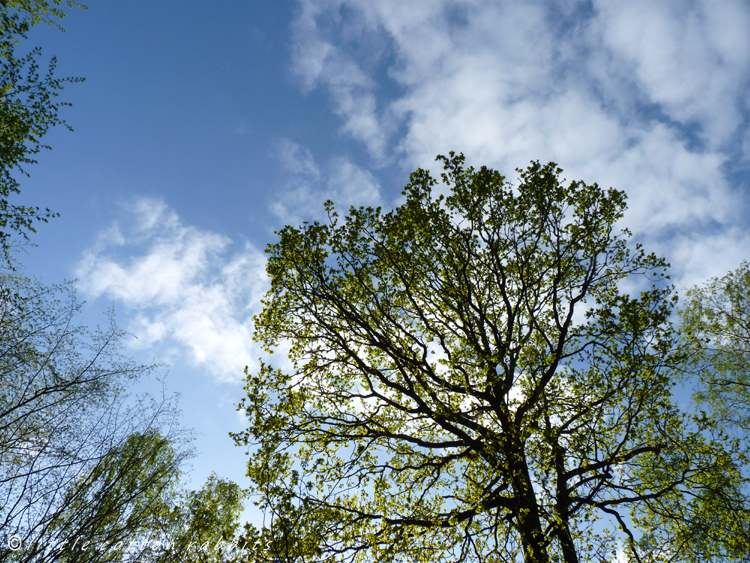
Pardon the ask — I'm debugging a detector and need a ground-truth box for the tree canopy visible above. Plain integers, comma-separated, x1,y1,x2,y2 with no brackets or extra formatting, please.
33,430,183,563
145,473,246,563
234,153,747,563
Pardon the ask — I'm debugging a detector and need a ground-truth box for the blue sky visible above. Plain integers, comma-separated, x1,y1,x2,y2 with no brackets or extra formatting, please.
16,0,750,520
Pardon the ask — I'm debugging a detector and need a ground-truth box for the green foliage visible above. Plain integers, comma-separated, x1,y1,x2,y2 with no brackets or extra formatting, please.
235,153,746,563
631,262,750,562
682,261,750,432
2,1,86,33
0,0,85,255
34,430,183,563
146,474,246,563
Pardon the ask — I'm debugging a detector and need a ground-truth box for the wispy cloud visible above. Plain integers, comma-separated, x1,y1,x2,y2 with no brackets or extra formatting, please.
290,1,395,158
271,138,382,225
76,198,269,383
289,0,750,286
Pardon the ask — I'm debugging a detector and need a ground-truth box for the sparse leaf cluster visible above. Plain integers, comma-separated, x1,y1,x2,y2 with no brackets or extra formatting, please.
0,0,85,255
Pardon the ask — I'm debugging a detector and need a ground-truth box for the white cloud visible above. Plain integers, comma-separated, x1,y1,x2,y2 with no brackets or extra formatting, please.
276,138,321,180
76,198,269,383
289,0,750,286
592,0,750,149
291,1,392,157
271,139,382,224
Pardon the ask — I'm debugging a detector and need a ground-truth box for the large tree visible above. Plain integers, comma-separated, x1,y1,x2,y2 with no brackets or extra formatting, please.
234,154,745,563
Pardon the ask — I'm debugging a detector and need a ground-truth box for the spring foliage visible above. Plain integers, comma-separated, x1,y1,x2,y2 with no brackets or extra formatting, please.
235,154,747,563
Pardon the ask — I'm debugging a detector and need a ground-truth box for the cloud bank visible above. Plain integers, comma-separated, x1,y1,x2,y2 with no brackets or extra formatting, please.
288,0,750,286
74,150,382,383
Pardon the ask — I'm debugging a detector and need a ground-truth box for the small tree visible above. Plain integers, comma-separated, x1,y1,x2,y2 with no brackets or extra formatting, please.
234,154,745,563
632,263,750,562
0,263,190,563
682,261,750,432
145,474,245,563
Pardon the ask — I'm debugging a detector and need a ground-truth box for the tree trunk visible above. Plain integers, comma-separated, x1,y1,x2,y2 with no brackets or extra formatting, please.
508,440,550,563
